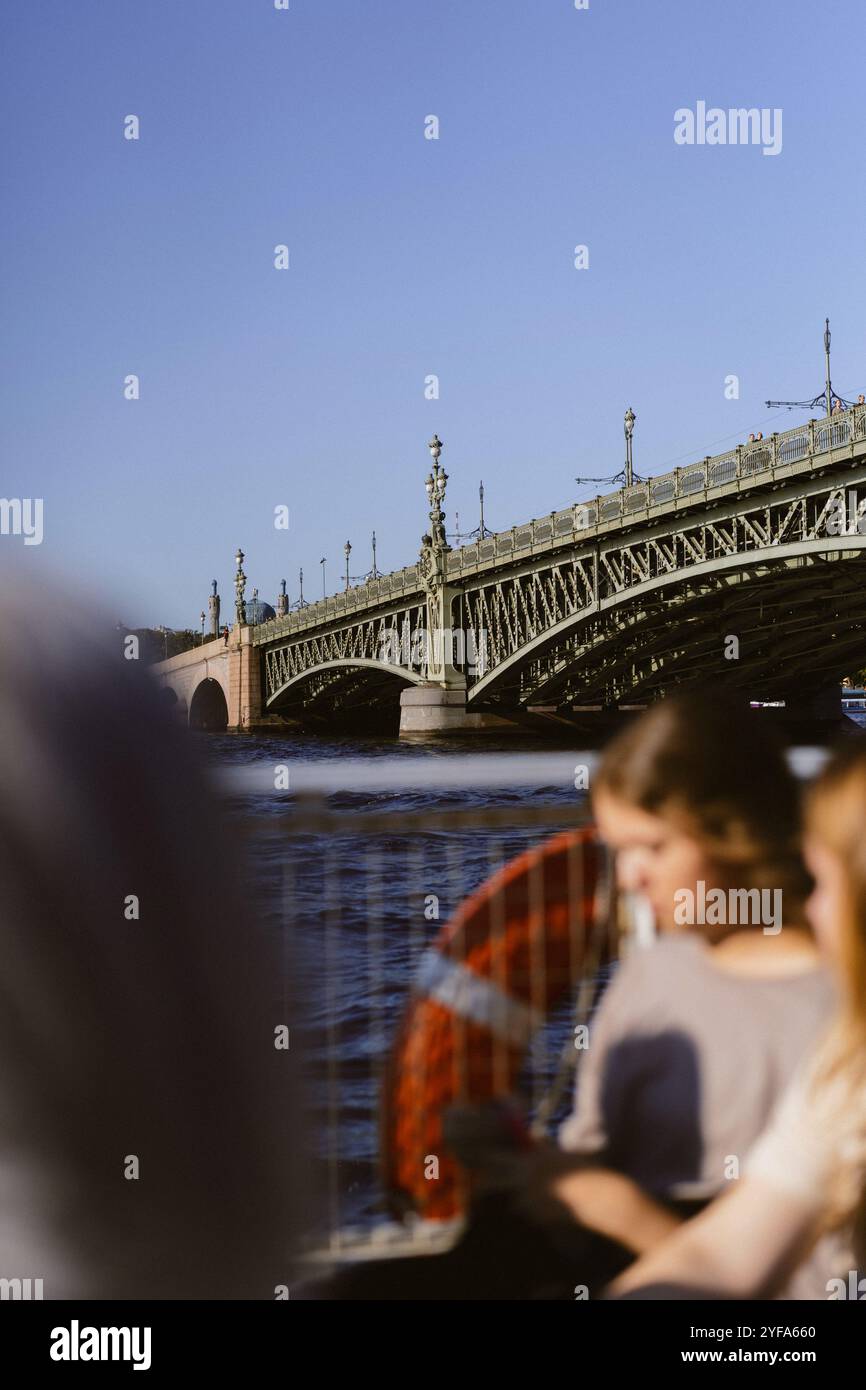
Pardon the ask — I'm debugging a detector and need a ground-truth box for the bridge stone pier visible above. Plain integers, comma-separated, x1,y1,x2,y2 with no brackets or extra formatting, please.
397,686,515,734
154,405,866,735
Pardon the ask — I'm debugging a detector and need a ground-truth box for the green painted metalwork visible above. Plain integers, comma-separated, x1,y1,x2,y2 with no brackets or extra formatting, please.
255,405,866,713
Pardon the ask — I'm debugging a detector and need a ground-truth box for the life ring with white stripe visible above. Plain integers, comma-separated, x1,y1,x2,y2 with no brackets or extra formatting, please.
381,825,611,1222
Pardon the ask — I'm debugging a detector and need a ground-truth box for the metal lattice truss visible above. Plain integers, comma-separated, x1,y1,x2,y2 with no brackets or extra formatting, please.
459,473,866,708
260,449,866,714
264,600,427,708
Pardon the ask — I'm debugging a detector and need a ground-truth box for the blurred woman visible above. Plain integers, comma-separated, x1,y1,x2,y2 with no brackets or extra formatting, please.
0,579,301,1297
554,696,835,1293
610,739,866,1298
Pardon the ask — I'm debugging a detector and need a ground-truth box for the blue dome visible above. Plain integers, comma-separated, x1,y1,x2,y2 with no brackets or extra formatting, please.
246,597,276,624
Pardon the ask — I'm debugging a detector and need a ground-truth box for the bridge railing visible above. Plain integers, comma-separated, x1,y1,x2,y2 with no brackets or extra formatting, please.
445,403,866,576
254,405,866,642
253,563,421,645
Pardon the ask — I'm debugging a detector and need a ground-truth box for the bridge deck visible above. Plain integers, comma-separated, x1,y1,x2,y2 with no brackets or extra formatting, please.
253,407,866,646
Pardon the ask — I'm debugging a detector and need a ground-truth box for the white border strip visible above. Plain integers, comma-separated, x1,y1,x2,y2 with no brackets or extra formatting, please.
215,747,828,796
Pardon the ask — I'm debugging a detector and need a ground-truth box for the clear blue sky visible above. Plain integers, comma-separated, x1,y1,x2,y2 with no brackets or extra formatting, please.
3,0,865,627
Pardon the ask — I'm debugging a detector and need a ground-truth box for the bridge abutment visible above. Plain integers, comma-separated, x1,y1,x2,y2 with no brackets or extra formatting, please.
227,624,262,730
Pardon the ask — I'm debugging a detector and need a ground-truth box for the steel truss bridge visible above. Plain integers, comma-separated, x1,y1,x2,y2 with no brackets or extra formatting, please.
255,408,866,723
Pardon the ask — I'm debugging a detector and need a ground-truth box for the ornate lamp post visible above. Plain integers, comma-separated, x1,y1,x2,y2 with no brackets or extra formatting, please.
425,434,449,547
320,557,327,599
234,548,247,625
765,318,857,417
575,407,643,490
478,480,492,539
344,540,352,591
200,610,206,644
624,407,636,488
449,480,493,544
368,530,381,581
417,434,464,689
297,567,307,608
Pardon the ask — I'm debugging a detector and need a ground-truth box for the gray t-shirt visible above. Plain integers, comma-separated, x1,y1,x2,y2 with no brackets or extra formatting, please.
559,933,836,1202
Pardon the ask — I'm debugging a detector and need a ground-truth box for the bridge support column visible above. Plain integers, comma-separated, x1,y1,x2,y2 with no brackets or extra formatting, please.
227,624,262,730
399,685,516,735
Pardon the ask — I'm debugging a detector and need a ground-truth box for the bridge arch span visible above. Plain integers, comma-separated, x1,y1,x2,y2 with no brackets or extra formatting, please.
189,677,229,731
466,535,866,708
151,638,232,728
265,657,426,710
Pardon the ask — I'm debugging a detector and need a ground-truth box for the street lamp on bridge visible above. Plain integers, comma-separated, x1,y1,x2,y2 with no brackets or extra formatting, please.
765,317,859,416
199,610,206,644
426,434,448,547
417,433,463,688
344,540,352,591
624,406,636,487
320,557,327,599
575,407,644,490
449,480,494,544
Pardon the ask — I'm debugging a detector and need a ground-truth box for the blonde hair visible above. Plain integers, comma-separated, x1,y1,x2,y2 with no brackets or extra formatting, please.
806,744,866,1047
594,694,811,922
805,745,866,1253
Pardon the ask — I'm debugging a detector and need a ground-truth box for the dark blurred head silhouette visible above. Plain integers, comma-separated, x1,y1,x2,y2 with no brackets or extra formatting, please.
0,580,299,1297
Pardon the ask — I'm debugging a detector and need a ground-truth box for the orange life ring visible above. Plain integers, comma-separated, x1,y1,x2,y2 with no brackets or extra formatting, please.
381,825,611,1221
